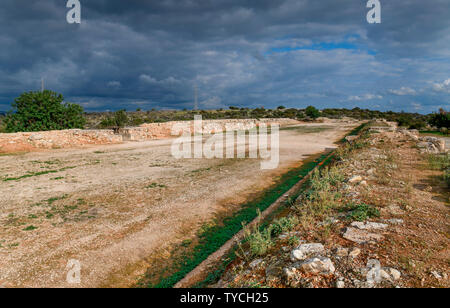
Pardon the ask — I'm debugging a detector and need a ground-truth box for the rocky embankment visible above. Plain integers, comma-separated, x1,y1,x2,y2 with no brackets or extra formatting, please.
215,124,449,288
0,118,299,153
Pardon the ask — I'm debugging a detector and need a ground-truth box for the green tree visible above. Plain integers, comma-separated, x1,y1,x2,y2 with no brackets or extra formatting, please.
305,106,321,119
4,90,85,133
100,109,129,129
429,108,449,129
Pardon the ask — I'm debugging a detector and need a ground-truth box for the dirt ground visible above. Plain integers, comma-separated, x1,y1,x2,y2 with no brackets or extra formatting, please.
216,128,449,288
0,121,358,288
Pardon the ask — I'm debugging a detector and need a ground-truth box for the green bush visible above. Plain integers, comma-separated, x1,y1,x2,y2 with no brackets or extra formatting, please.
245,215,298,257
429,109,449,129
305,106,321,119
444,168,450,187
344,203,380,222
99,109,129,128
4,90,85,133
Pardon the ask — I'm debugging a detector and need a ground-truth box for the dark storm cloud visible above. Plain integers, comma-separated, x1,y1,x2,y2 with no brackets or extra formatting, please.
0,0,449,113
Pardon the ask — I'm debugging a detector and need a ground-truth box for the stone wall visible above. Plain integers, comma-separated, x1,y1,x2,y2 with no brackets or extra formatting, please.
0,118,300,153
0,129,122,153
120,118,299,141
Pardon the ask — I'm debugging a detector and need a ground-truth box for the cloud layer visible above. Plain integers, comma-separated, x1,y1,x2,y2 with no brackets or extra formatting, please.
0,0,449,113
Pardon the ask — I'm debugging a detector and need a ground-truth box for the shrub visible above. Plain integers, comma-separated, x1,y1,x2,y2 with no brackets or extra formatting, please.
344,203,380,222
429,108,449,129
245,227,273,257
4,90,85,133
427,153,450,171
444,168,450,187
270,216,299,237
99,109,129,128
305,106,321,119
244,214,298,257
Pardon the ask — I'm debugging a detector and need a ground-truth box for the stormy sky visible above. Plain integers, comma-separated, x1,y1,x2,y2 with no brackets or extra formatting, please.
0,0,449,113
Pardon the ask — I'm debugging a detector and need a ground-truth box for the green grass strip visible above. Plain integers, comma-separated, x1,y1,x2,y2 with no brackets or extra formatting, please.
146,152,330,288
419,131,449,137
145,124,367,288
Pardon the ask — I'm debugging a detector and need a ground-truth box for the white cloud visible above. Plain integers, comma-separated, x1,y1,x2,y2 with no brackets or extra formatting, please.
107,81,121,88
348,94,383,101
432,79,450,93
412,102,422,111
388,87,416,96
139,74,157,84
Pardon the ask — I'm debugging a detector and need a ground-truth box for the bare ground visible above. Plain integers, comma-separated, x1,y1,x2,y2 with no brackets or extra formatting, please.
216,129,449,288
0,122,357,288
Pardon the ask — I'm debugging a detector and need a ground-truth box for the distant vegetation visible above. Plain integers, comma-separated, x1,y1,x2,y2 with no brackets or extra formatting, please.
1,90,85,133
86,106,448,132
0,90,448,133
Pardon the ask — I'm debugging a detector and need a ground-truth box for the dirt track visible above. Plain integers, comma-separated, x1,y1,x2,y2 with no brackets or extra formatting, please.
0,121,358,287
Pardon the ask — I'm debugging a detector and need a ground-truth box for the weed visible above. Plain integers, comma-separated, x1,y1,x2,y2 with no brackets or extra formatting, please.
146,183,167,189
245,225,273,257
2,166,76,182
427,153,449,170
243,213,299,257
181,239,192,247
46,194,68,205
23,225,38,231
344,203,380,221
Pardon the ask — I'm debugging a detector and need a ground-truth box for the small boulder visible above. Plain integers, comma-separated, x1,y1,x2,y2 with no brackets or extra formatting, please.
249,259,264,269
349,247,361,258
350,221,388,231
380,268,401,282
299,257,336,275
335,247,349,257
349,175,363,184
291,243,325,261
386,219,404,225
336,279,345,288
343,227,384,244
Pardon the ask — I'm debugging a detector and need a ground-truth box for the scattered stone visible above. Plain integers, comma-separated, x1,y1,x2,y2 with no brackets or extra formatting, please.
388,268,402,281
367,168,375,175
431,271,442,280
349,175,363,184
249,259,264,269
350,221,388,231
384,205,405,216
343,227,384,244
336,280,345,288
291,243,325,261
28,134,44,141
380,268,401,282
265,261,284,280
345,136,358,143
318,217,339,226
279,231,302,240
349,247,361,258
299,257,336,275
283,267,297,280
386,218,404,225
418,137,446,153
335,247,349,257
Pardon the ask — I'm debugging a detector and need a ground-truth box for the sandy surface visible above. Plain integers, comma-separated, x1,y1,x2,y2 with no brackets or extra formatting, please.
0,121,358,288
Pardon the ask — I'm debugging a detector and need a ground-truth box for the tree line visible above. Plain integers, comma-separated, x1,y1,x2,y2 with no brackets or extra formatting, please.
0,90,448,133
